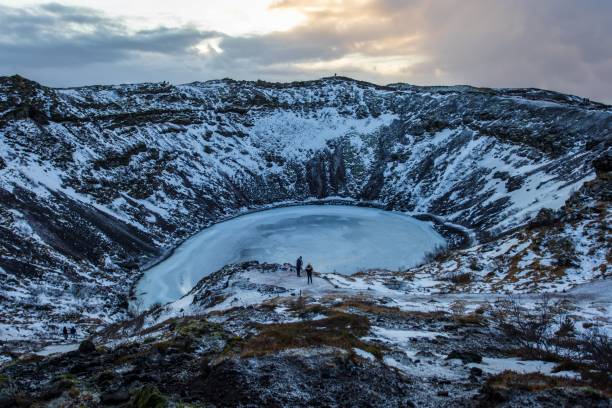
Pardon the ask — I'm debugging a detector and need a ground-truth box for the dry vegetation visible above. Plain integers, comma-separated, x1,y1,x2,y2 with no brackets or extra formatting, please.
335,298,449,322
490,295,612,390
232,312,385,359
481,371,611,401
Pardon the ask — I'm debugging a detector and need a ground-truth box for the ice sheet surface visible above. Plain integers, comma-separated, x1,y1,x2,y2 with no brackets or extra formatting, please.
134,205,446,309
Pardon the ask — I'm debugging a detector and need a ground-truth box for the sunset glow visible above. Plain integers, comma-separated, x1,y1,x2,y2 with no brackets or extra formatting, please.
0,0,610,102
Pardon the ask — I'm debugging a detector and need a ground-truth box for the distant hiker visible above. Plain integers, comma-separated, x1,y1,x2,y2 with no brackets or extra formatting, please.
62,326,68,340
306,263,314,284
70,327,76,338
296,256,303,277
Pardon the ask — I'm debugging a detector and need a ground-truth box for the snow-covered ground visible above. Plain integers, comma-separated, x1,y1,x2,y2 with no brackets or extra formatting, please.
144,262,611,338
134,205,445,310
34,343,80,356
97,262,608,397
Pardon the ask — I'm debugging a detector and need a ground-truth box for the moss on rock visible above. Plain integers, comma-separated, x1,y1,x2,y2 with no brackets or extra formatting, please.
132,385,167,408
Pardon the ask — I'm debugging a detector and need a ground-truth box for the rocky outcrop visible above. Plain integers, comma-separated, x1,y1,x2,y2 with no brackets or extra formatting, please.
593,154,611,180
305,146,348,198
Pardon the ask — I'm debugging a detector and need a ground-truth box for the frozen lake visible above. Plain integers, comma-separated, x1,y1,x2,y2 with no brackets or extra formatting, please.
134,205,446,310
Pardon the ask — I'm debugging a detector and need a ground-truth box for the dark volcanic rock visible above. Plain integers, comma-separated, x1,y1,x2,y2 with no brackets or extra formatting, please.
40,378,73,400
78,339,96,354
593,154,611,180
470,366,484,377
191,349,414,407
0,394,16,408
100,389,130,405
445,350,482,364
528,208,558,229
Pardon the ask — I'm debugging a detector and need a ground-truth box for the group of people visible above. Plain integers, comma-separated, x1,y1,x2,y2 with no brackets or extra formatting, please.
62,326,77,339
295,256,314,284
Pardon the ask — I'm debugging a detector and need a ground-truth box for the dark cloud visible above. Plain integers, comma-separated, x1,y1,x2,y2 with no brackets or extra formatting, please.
404,0,612,102
231,0,612,102
0,3,220,67
0,1,610,103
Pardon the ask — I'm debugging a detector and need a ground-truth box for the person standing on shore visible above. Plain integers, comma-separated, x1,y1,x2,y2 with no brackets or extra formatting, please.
305,263,314,284
296,256,303,277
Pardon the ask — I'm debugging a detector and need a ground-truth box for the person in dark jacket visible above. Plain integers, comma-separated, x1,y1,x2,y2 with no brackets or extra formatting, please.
62,326,68,340
305,263,314,284
296,256,303,277
70,327,76,338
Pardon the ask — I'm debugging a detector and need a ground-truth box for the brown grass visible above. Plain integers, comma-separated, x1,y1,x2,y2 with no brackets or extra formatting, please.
485,371,580,392
484,370,611,396
552,359,586,373
454,313,487,326
502,252,524,284
234,312,384,359
510,347,563,363
450,272,472,285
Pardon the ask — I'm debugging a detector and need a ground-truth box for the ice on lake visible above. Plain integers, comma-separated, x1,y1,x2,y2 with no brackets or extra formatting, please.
134,205,446,310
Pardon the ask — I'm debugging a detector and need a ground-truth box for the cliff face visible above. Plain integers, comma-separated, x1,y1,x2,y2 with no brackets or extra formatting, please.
0,74,610,342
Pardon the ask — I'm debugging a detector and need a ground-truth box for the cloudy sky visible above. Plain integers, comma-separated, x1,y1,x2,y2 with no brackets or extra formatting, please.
0,0,611,102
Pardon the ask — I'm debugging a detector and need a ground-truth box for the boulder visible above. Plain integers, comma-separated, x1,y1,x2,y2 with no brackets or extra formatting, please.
40,379,73,400
100,389,130,405
593,155,611,180
470,366,483,377
79,339,96,354
528,208,557,229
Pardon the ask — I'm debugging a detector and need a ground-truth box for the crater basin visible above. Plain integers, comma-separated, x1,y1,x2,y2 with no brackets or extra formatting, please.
134,205,446,310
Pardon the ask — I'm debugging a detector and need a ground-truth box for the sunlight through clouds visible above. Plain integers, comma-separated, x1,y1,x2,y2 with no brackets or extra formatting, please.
195,37,224,55
0,0,306,35
0,0,610,102
294,53,428,77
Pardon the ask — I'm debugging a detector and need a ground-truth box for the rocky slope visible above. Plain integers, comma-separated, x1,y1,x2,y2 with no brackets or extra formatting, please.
0,74,610,394
2,261,610,407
